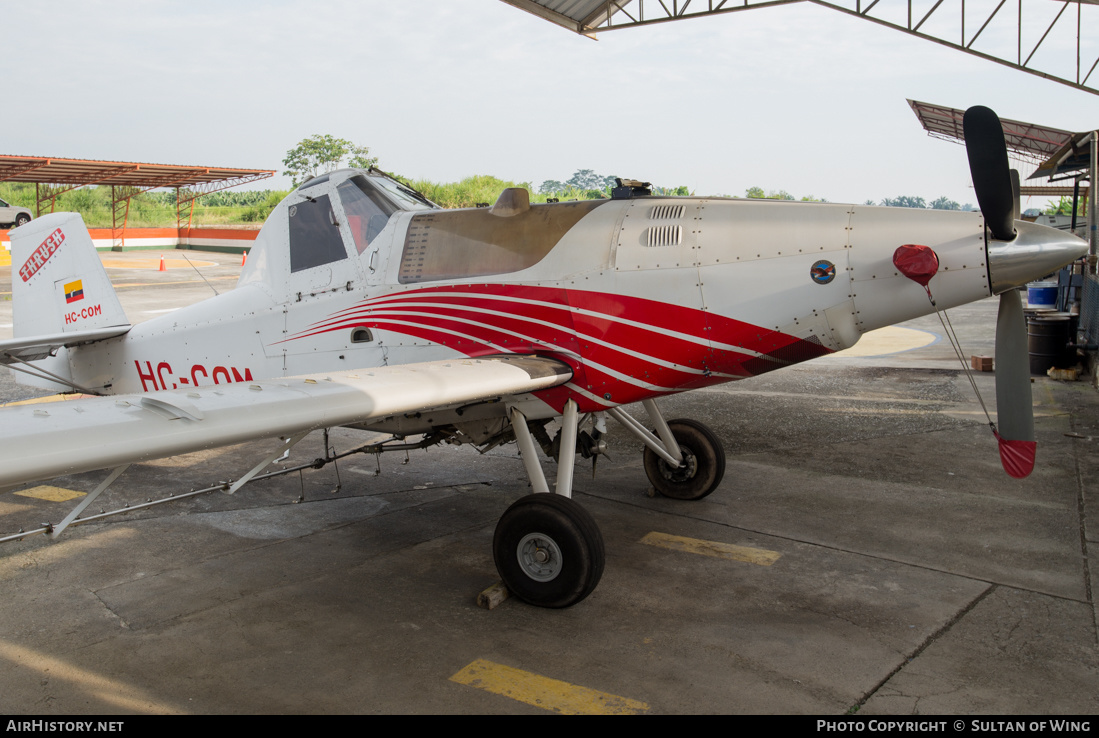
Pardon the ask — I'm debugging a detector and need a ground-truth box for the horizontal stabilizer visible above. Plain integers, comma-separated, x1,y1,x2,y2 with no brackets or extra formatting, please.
0,326,131,363
0,355,572,487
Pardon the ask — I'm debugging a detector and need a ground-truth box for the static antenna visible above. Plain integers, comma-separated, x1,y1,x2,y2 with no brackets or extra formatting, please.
179,252,220,296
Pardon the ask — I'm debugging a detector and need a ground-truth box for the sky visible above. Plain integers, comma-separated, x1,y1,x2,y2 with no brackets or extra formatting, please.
3,0,1097,210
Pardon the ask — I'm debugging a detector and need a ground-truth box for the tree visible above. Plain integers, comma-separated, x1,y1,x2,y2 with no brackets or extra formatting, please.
282,135,378,186
347,144,377,170
881,195,926,208
930,196,961,210
653,185,692,196
566,169,610,191
745,187,794,200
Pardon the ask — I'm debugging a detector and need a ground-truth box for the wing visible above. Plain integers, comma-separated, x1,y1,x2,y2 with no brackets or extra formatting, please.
0,355,571,487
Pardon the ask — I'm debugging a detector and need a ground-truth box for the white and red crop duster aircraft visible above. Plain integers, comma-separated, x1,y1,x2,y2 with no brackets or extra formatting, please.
0,108,1086,607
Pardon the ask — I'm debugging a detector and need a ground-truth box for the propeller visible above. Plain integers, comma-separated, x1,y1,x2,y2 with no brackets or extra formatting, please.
993,288,1036,477
963,105,1036,478
963,106,1017,242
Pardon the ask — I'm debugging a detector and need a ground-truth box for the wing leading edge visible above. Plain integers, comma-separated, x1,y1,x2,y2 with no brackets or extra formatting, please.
0,355,572,488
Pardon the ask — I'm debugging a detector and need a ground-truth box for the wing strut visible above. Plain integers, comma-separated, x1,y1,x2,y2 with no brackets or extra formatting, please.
50,465,131,538
225,432,309,495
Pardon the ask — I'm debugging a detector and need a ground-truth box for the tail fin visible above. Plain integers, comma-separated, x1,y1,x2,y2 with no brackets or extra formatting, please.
12,213,128,337
5,213,130,391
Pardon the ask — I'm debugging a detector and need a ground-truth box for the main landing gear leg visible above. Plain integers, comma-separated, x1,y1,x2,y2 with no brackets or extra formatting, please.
609,399,726,501
494,400,605,608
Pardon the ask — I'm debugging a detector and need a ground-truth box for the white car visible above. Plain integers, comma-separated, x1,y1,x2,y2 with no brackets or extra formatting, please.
0,197,32,228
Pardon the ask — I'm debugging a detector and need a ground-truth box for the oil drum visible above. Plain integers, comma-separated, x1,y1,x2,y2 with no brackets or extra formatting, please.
1027,313,1075,374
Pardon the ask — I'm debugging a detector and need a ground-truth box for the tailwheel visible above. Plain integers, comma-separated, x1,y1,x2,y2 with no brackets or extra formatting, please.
643,419,726,500
493,493,605,608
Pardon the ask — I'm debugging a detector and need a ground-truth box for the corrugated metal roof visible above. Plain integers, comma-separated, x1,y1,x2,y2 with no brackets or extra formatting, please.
0,155,274,190
500,0,619,33
908,99,1074,163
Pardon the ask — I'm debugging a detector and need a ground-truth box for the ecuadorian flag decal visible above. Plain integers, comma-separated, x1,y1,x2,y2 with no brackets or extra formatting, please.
64,279,84,304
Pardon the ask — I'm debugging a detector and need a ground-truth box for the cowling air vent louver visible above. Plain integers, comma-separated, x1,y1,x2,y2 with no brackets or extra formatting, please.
645,225,683,247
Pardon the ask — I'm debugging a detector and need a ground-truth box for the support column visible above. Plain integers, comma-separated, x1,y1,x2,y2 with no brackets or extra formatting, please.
1090,131,1097,274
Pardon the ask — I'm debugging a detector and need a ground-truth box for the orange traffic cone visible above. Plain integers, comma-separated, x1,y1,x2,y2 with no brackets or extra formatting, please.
241,250,247,266
158,255,166,272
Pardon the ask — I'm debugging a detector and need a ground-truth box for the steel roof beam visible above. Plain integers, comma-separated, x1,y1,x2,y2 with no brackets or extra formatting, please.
0,158,50,181
512,0,1099,96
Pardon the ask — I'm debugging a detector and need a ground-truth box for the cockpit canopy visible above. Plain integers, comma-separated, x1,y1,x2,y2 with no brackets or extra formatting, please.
239,169,436,292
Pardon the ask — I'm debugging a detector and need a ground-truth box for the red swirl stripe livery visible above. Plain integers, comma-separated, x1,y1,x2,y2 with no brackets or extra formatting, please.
273,284,831,411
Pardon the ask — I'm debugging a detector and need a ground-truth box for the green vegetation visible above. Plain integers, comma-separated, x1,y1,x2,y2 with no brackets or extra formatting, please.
1,146,988,230
879,194,975,210
1044,195,1088,216
0,182,291,228
407,174,540,209
282,134,377,187
536,170,692,201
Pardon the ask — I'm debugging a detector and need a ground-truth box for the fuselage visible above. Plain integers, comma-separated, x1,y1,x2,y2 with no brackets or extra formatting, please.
60,169,1083,419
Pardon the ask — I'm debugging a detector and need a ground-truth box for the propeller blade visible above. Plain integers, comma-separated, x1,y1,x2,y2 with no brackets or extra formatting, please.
963,106,1017,242
1010,168,1021,223
994,288,1036,478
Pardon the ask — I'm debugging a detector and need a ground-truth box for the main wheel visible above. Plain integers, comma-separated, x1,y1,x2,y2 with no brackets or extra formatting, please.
15,214,30,227
643,419,726,500
493,494,605,608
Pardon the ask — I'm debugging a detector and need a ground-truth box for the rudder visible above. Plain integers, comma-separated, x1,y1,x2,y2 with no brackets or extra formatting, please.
11,213,128,338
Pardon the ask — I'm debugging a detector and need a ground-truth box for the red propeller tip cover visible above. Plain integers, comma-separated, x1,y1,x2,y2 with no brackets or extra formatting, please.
994,431,1036,479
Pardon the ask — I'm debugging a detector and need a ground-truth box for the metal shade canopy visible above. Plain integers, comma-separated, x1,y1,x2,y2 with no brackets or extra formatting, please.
0,154,274,249
503,0,1099,97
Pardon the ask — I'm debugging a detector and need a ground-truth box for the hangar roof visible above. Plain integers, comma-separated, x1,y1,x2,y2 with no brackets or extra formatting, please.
907,99,1092,198
907,99,1075,169
502,0,1099,97
0,155,274,191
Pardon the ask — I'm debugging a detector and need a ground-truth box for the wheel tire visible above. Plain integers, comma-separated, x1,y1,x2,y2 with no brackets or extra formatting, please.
15,214,30,227
493,494,605,608
643,419,726,500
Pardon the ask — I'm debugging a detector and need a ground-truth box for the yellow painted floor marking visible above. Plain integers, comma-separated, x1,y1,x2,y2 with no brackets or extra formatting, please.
14,485,85,502
833,325,939,357
641,532,781,565
449,659,649,715
1,393,92,407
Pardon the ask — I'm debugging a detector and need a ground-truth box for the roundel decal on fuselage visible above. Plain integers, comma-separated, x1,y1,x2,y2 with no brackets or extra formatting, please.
810,260,836,285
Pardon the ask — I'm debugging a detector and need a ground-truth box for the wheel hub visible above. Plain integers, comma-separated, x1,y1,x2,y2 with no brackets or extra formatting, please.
659,446,697,483
517,533,562,582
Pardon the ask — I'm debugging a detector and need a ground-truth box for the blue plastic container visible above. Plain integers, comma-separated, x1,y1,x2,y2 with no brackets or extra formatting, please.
1027,282,1057,309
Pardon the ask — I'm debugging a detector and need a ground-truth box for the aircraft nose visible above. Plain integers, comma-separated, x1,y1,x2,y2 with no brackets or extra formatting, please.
987,220,1089,294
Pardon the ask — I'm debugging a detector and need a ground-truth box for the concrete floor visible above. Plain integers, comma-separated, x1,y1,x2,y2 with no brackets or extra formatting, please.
0,250,1096,714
